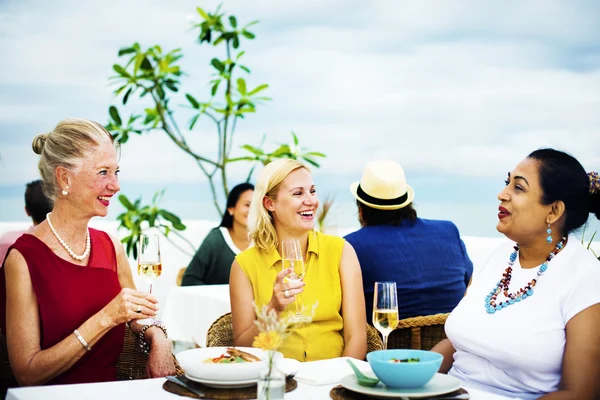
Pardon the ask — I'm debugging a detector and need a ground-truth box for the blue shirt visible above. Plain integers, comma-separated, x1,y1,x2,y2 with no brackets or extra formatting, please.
345,218,473,324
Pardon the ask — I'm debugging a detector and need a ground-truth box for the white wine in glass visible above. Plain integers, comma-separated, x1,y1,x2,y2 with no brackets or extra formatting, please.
281,239,305,318
373,281,399,350
137,233,162,325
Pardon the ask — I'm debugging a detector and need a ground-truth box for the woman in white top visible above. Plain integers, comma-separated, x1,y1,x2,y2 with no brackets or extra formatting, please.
433,148,600,400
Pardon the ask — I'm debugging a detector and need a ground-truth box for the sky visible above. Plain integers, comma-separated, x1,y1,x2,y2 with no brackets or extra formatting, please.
1,0,600,237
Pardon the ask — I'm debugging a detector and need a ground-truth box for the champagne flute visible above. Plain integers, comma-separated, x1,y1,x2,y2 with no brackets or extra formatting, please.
137,233,162,325
373,281,399,350
281,239,305,319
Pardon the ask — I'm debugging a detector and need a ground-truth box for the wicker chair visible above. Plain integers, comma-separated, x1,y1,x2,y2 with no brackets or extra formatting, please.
387,313,449,350
1,326,180,398
206,312,384,354
176,267,187,286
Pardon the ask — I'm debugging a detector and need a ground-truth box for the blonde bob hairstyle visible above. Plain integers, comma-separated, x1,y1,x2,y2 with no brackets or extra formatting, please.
31,118,115,202
247,158,310,253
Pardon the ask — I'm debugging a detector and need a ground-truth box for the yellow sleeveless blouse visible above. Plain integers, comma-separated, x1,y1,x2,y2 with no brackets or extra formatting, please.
236,230,345,361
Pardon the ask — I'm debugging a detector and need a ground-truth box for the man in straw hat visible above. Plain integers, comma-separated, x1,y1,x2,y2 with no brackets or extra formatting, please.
344,160,473,325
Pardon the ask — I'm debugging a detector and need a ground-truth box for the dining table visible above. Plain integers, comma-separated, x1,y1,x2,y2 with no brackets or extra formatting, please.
6,357,520,400
161,284,231,346
6,377,519,400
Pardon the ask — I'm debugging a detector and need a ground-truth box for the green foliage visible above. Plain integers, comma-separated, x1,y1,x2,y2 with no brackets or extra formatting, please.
106,5,326,227
116,190,196,258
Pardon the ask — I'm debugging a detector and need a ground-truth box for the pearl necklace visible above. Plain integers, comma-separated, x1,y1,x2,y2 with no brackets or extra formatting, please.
46,212,91,261
484,237,566,314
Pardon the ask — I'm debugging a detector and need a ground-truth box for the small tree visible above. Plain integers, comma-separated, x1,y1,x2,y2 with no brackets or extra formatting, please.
106,5,325,256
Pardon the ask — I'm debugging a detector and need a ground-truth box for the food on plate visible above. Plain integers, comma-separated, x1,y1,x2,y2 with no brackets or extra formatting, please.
203,347,262,364
389,357,420,363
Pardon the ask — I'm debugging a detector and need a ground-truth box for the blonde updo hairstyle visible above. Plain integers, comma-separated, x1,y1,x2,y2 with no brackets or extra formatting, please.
248,158,309,252
32,118,115,202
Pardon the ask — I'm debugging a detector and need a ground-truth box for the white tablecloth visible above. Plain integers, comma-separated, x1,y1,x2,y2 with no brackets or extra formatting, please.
161,284,231,346
6,377,518,400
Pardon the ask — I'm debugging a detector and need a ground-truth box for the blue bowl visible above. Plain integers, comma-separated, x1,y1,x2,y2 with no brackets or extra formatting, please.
366,349,442,389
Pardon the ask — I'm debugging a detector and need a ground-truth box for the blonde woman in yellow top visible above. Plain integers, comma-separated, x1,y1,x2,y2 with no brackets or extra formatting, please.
229,159,367,361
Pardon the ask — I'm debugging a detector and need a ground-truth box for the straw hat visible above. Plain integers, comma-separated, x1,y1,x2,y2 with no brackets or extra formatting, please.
350,160,415,210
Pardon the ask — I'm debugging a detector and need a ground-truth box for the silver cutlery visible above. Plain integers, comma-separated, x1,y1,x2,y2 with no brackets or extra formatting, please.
165,375,205,397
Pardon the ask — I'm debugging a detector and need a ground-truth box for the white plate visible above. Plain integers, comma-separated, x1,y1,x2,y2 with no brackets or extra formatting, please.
176,347,279,382
340,373,462,398
185,373,257,388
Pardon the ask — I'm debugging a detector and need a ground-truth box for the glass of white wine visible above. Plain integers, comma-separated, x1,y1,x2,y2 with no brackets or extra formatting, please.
373,281,399,350
281,239,305,319
137,233,162,325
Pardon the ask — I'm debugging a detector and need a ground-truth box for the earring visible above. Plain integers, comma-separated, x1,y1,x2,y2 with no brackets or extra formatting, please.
62,185,69,196
546,224,552,243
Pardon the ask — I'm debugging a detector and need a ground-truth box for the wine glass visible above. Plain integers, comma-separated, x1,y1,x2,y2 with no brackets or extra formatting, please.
137,233,162,325
281,239,305,319
373,281,399,350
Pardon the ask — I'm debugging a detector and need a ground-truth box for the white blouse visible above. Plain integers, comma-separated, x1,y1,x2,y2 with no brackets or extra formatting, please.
446,237,600,399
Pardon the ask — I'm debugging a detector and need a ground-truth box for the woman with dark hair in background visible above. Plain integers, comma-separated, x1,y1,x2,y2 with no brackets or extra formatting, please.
182,183,254,285
433,148,600,400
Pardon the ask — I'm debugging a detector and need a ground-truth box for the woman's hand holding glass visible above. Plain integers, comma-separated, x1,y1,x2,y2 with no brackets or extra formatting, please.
373,281,399,350
102,287,159,326
269,267,305,313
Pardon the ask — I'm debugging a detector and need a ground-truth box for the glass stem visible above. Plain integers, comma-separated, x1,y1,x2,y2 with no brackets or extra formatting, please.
149,283,153,294
383,334,389,350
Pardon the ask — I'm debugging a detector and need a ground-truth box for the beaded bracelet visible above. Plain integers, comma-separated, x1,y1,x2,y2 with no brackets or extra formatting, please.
73,329,91,351
138,322,168,354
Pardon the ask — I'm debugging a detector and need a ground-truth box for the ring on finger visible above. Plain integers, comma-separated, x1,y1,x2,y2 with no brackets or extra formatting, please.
136,305,142,314
284,289,290,298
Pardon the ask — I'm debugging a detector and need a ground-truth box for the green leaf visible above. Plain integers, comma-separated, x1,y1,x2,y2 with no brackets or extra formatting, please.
236,51,245,60
237,78,247,96
305,151,327,157
109,106,122,125
196,6,209,20
211,80,221,96
241,144,264,156
239,65,251,74
112,64,130,78
156,85,165,99
229,16,237,28
189,114,200,130
242,30,255,39
141,56,153,70
248,84,268,96
118,194,135,210
303,157,321,167
123,87,132,105
292,131,299,146
211,58,225,72
186,94,200,108
232,36,239,49
118,47,136,56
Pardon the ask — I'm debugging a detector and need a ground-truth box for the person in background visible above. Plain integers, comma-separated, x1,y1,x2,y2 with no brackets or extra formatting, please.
433,148,600,399
0,119,176,386
0,180,52,263
182,183,254,285
230,159,367,361
345,160,473,325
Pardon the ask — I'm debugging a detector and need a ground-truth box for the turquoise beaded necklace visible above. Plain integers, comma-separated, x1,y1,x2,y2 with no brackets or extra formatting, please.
485,237,566,314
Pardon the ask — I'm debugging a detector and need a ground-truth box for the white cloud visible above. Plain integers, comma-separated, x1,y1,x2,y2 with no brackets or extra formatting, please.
1,0,599,189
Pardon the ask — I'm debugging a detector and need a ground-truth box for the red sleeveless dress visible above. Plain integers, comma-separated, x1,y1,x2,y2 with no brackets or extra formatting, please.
0,228,125,384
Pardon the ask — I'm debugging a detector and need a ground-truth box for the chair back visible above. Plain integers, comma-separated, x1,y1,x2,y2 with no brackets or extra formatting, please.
176,267,186,286
205,312,384,355
387,313,449,350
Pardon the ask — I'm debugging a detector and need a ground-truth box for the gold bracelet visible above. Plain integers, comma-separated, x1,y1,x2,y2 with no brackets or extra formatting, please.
73,329,91,351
